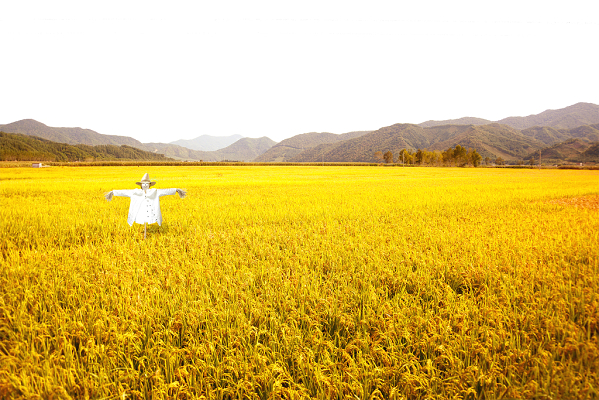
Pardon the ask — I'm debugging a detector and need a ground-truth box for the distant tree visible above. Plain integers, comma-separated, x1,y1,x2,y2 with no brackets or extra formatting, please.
484,157,491,165
468,149,482,167
454,145,467,165
374,151,384,163
415,149,424,165
400,149,415,165
383,150,393,163
442,148,454,165
399,149,410,165
424,150,435,165
495,157,505,166
409,151,416,165
529,157,535,167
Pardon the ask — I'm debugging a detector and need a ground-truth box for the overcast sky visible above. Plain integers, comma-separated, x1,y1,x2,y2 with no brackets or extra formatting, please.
2,1,598,143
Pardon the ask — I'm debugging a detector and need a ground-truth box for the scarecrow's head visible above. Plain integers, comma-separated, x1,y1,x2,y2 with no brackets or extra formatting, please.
136,173,156,190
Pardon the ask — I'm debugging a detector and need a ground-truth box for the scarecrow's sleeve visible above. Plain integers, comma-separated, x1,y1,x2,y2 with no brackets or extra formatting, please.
157,188,186,198
112,189,136,198
157,188,176,197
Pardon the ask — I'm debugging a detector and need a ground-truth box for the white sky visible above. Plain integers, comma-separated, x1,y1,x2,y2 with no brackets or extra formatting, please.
2,1,598,143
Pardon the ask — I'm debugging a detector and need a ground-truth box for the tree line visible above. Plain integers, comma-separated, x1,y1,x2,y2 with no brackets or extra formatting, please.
374,145,484,167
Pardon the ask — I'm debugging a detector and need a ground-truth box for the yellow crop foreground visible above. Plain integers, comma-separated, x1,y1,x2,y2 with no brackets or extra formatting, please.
1,166,598,399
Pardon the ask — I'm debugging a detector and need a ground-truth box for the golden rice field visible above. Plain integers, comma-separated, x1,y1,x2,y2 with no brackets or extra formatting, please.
1,166,598,399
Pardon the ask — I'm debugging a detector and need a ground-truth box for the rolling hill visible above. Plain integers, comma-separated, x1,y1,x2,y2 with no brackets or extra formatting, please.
0,119,145,147
215,137,276,161
564,124,599,142
255,131,372,162
519,126,573,146
580,143,599,162
523,138,592,163
426,124,544,159
520,124,599,146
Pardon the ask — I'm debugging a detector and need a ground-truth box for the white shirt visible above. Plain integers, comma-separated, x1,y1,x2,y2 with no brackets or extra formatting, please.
112,188,177,226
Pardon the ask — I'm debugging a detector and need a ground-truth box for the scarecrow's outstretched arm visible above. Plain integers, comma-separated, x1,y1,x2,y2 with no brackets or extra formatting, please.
104,189,135,201
157,188,186,198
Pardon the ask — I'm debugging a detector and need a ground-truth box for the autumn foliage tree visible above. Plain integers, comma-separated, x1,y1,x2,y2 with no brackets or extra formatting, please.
453,145,467,165
467,148,483,167
383,151,393,163
415,149,424,165
399,149,414,165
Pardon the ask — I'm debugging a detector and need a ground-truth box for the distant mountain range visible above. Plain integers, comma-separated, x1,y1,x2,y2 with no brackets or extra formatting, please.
285,124,531,162
287,122,599,163
258,103,599,163
2,102,599,164
0,120,275,162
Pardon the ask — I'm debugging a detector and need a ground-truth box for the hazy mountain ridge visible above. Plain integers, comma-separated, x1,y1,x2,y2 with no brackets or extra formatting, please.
145,137,276,161
418,102,599,130
497,103,599,130
170,134,245,151
142,143,209,161
216,137,277,161
418,117,492,128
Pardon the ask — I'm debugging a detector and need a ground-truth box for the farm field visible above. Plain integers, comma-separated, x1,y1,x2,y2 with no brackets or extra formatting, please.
1,166,598,399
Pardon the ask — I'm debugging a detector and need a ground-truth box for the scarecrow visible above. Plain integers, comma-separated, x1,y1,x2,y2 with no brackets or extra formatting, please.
105,173,186,238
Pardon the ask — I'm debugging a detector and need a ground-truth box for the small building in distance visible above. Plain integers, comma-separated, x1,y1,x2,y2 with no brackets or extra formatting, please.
32,163,43,168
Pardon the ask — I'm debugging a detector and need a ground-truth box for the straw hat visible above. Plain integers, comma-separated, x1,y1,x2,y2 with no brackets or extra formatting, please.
136,173,156,187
